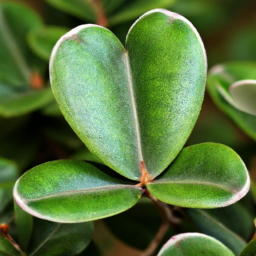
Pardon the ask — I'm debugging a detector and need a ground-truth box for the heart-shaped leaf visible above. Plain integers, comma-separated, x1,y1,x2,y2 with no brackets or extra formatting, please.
157,233,235,256
207,63,256,141
186,208,247,255
27,218,93,256
147,143,249,208
50,9,206,181
229,80,256,116
14,160,141,222
14,202,33,251
27,26,69,61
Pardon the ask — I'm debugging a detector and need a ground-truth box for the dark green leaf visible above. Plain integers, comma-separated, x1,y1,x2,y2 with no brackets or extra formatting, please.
50,9,206,180
0,158,18,185
14,160,141,222
186,208,247,255
0,236,22,256
157,233,235,256
14,202,33,251
28,26,69,61
229,80,256,116
0,2,42,87
0,182,14,215
147,143,249,208
239,239,256,256
207,63,256,141
108,0,175,26
27,218,93,256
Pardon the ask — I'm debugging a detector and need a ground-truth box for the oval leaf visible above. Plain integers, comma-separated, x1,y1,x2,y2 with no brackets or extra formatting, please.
27,218,93,256
207,63,256,141
147,143,249,208
14,160,141,222
157,233,235,256
50,9,206,181
229,80,256,116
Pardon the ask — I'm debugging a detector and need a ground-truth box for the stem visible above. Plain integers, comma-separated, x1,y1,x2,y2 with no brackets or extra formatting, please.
141,191,179,256
91,0,108,27
5,235,26,256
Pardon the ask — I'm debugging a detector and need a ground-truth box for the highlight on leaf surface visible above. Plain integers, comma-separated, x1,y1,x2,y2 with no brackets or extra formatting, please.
157,233,235,256
147,143,250,208
13,160,141,223
50,8,207,182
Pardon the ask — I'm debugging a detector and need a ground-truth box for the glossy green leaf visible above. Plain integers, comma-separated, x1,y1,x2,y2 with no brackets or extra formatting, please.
0,2,42,87
229,80,256,116
14,160,141,222
72,147,104,165
147,143,249,208
50,9,206,181
27,218,93,256
46,0,97,22
0,237,22,256
14,202,33,251
157,233,235,256
186,208,247,255
28,26,69,61
207,63,256,141
108,0,175,26
239,239,256,256
0,158,18,184
0,85,54,117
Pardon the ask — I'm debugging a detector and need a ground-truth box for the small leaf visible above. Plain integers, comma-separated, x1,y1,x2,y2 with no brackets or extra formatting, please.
14,160,141,222
27,218,93,256
0,85,54,117
229,80,256,116
0,158,19,185
46,0,97,22
186,208,247,255
0,236,22,256
0,2,43,87
50,9,206,181
14,202,33,251
147,143,249,208
239,239,256,256
108,0,175,26
207,63,256,141
28,26,69,61
157,233,235,256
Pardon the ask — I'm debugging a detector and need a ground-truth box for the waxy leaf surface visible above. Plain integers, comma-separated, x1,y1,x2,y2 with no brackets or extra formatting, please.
27,218,93,256
229,80,256,116
14,160,141,222
157,233,235,256
50,9,206,181
147,143,249,208
207,63,256,141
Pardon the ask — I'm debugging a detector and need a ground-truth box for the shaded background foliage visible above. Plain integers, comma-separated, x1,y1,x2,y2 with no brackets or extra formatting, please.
1,0,256,255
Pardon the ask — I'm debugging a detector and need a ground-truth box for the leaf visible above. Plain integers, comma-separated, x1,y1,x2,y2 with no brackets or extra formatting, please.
229,80,256,116
0,158,18,185
186,208,247,255
27,26,69,61
0,236,22,256
14,202,33,251
46,0,97,22
207,63,256,141
0,85,54,117
0,182,15,215
14,160,141,222
50,9,206,181
147,143,249,208
0,2,42,87
72,147,104,164
27,218,93,256
157,233,235,256
239,239,256,256
108,0,175,26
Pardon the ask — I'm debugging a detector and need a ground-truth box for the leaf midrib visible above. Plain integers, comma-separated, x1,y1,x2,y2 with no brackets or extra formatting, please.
149,179,238,194
20,184,139,201
0,6,31,85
